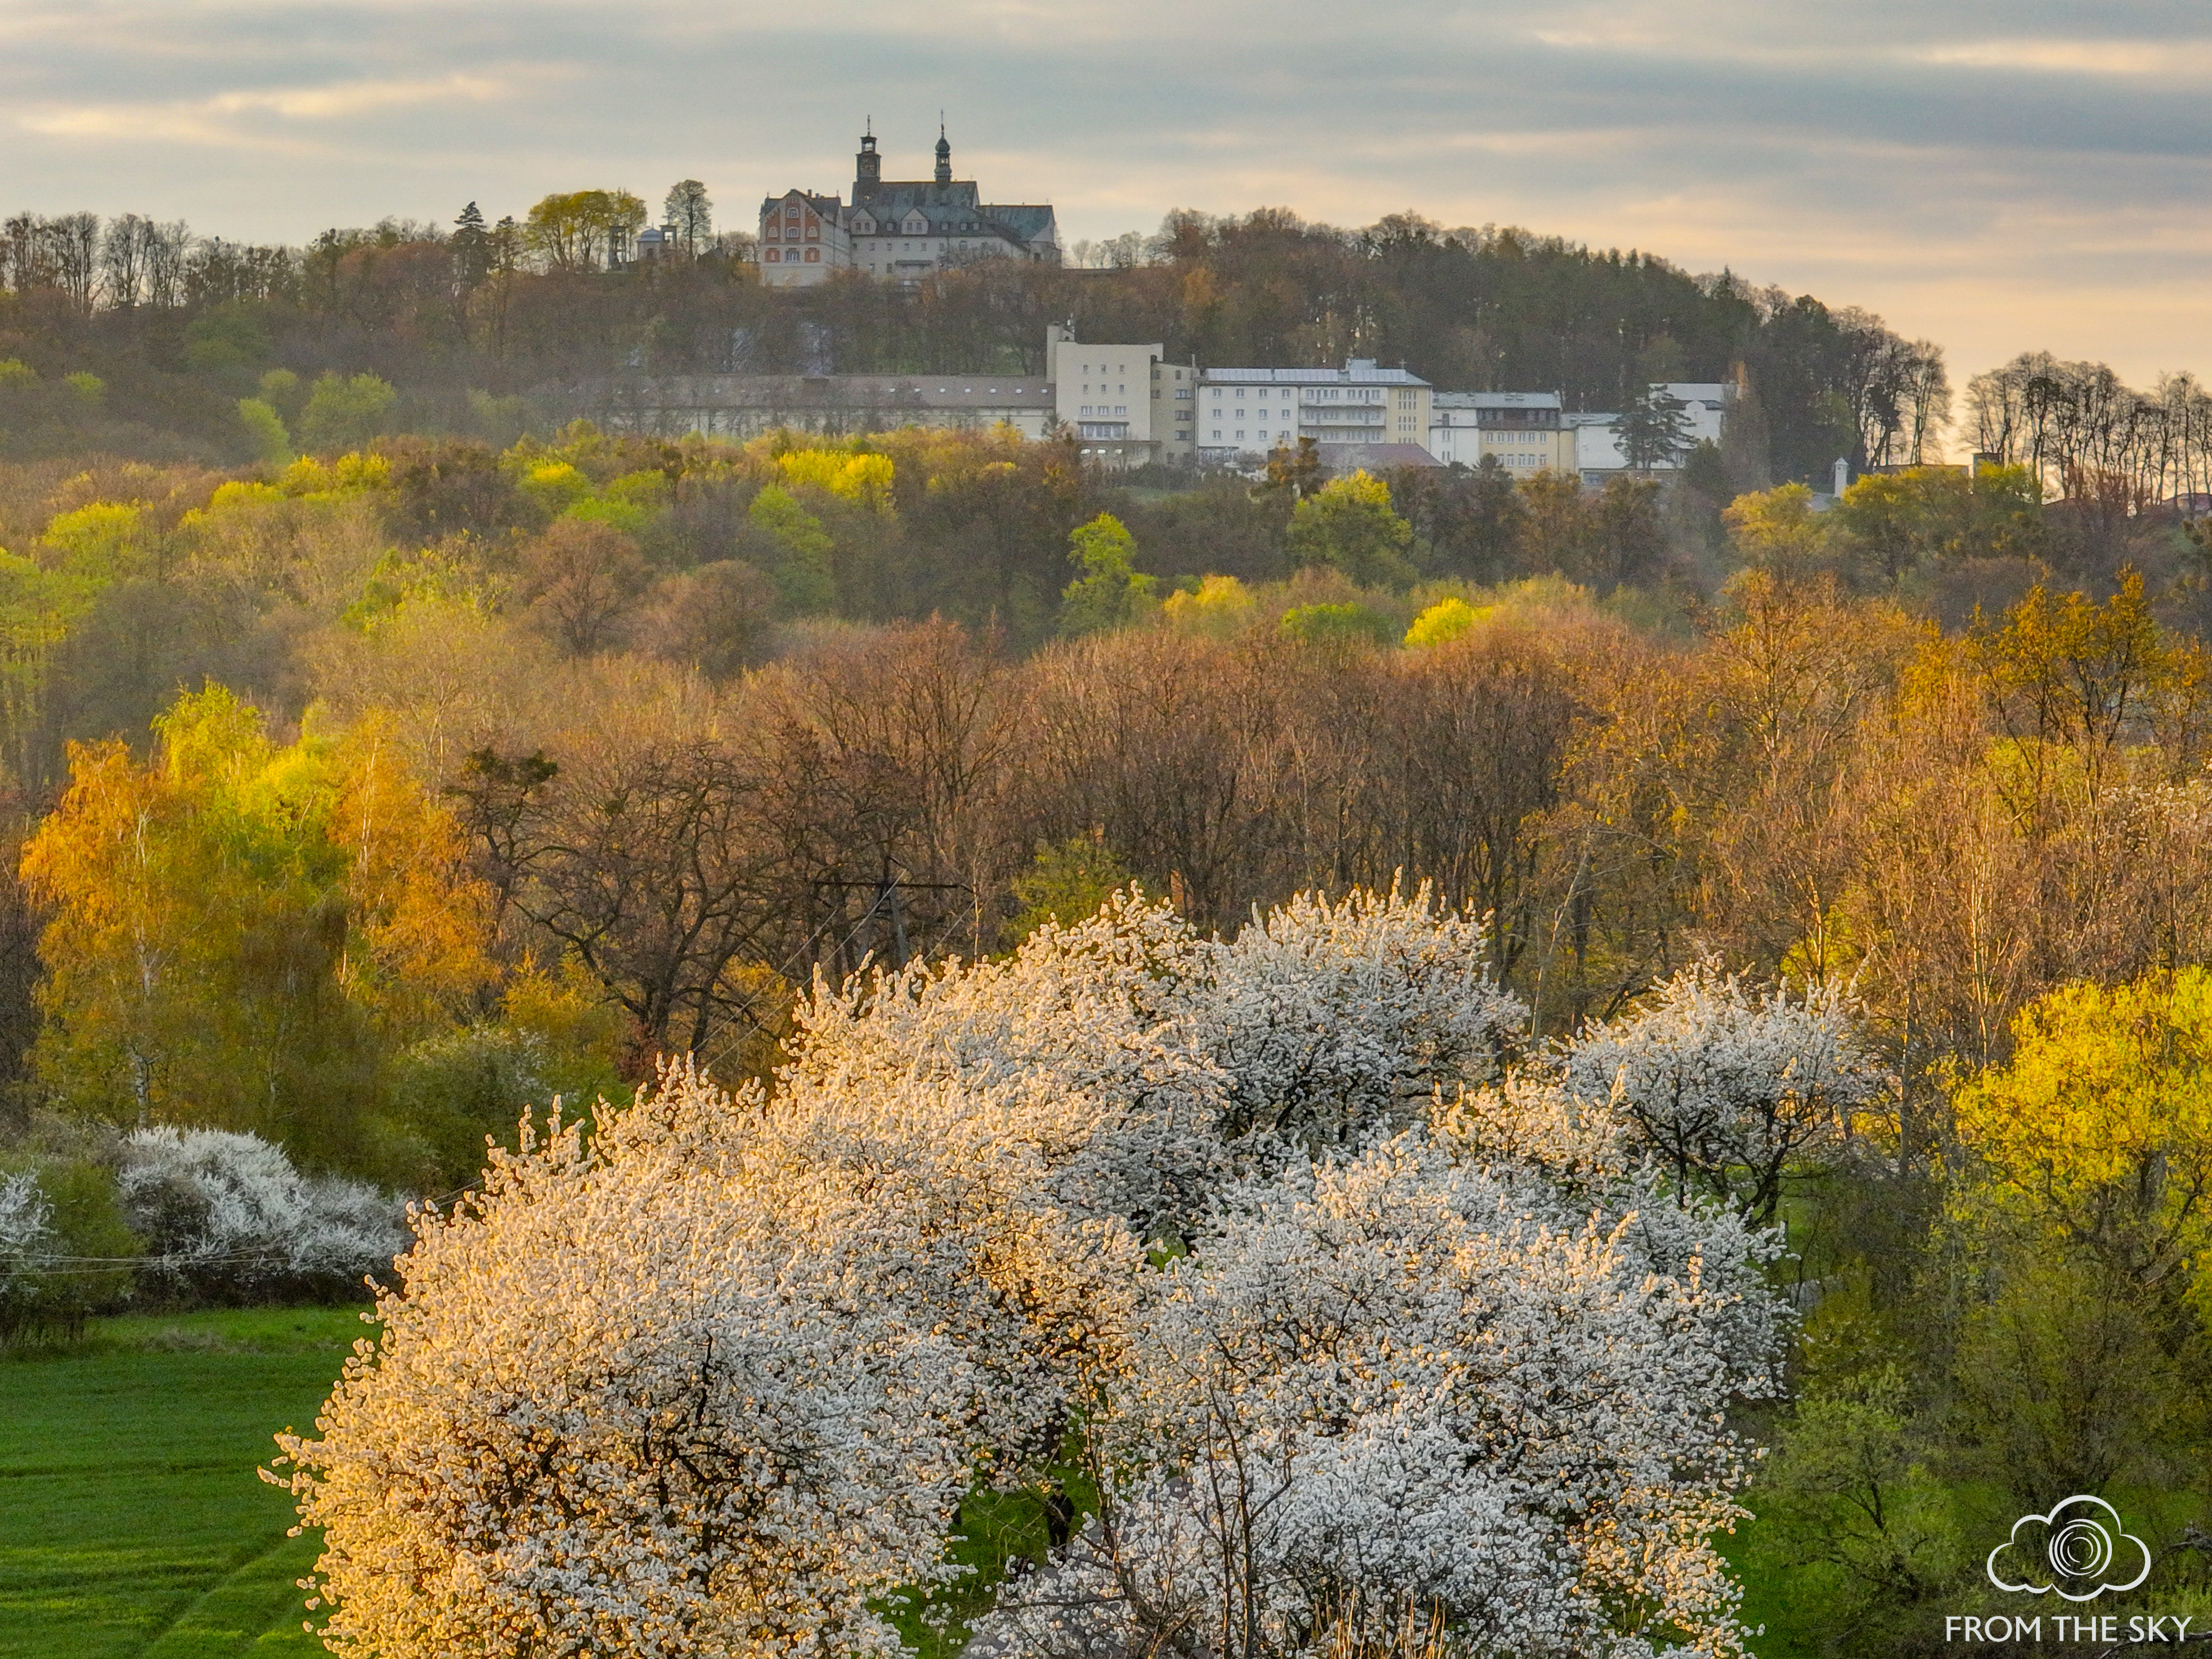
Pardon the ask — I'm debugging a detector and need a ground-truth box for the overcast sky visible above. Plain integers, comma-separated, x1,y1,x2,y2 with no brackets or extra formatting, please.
6,0,2209,392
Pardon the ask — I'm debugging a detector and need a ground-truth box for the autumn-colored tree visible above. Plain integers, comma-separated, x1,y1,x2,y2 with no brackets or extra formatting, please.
516,518,652,655
19,687,492,1168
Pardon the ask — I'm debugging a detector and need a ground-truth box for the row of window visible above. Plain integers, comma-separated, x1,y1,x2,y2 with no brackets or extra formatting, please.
1078,405,1129,416
763,248,823,263
1203,387,1408,403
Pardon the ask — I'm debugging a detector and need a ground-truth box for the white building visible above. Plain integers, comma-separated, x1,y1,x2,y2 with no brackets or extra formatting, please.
1196,361,1433,462
759,128,1060,288
595,374,1057,441
1043,326,1192,467
1572,383,1731,479
1428,392,1573,473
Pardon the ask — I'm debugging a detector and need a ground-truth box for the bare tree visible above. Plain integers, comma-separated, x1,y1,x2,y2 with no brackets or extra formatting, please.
662,180,712,257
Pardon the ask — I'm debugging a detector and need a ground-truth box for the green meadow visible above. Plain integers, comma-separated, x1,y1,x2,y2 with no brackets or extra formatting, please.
0,1308,362,1659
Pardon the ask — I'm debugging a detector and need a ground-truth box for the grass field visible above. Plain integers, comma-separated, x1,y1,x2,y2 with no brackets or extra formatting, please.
0,1307,364,1659
0,1305,1832,1659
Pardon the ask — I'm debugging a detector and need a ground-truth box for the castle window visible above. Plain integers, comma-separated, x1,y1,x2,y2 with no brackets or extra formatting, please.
805,248,819,262
765,248,779,262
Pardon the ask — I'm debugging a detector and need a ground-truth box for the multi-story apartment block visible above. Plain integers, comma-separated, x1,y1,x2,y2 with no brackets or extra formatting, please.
759,128,1059,288
1042,326,1195,467
1195,361,1432,460
1428,392,1575,473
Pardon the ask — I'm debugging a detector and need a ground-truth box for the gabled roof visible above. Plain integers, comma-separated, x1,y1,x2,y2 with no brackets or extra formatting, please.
759,190,843,216
1321,441,1443,470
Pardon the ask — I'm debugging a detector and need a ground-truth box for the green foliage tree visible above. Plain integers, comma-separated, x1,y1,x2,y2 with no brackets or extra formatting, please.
1284,471,1417,589
1004,835,1134,944
236,397,293,464
298,373,397,453
1057,513,1155,635
451,201,490,289
748,485,838,614
1277,600,1397,647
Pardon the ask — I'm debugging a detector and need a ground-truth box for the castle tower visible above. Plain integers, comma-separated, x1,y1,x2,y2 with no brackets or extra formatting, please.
855,122,881,200
934,123,952,185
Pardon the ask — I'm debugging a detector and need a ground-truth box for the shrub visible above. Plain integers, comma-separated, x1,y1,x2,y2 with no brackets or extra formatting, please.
118,1127,406,1303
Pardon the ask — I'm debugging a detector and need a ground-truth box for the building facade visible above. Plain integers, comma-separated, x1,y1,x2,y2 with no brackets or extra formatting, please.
1043,325,1191,467
1571,383,1731,479
759,129,1060,288
594,374,1056,442
1428,392,1574,472
1195,361,1433,462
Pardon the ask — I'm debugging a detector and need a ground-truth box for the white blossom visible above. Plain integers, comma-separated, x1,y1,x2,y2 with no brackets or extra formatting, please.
118,1127,408,1294
1559,962,1886,1222
1200,883,1525,1150
981,1111,1776,1659
277,1057,1142,1659
0,1169,49,1259
280,891,1807,1659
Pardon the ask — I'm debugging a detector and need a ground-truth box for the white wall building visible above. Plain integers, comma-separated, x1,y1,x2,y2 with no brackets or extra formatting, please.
1572,383,1731,479
1043,326,1193,466
1196,361,1432,461
595,374,1056,441
1428,392,1573,473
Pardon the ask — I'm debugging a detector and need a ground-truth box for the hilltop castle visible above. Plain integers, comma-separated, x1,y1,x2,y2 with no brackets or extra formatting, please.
757,125,1060,287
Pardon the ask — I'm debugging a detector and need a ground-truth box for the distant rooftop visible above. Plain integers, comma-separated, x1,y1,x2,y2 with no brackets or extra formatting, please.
1433,391,1563,410
1204,358,1429,386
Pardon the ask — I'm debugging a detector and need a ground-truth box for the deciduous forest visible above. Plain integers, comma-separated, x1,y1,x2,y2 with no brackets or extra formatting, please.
7,204,2212,1659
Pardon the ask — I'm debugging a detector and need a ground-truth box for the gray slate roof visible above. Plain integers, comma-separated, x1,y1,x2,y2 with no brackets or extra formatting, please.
848,182,1055,248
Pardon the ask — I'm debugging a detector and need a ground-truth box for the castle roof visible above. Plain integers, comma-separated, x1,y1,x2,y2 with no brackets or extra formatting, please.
848,183,1055,248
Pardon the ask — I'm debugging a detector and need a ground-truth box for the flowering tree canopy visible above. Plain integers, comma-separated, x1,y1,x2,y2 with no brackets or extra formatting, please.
1560,962,1886,1223
278,888,1813,1659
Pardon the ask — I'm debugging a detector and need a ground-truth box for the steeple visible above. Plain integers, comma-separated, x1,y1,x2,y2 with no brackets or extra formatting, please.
934,119,952,185
855,119,881,199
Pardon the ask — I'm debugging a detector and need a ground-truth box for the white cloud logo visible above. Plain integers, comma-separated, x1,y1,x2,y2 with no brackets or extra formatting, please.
1986,1495,2152,1601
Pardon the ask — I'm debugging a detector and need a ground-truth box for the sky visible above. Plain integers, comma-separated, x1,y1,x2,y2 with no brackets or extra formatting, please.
5,0,2210,392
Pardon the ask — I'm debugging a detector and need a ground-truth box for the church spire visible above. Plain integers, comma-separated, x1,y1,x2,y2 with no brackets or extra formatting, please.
856,118,881,197
935,117,952,185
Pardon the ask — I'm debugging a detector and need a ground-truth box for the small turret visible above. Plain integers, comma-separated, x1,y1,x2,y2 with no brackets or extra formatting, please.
935,122,952,185
856,120,881,198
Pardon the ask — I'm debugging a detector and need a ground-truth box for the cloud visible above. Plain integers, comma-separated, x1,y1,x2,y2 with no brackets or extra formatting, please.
18,73,521,150
0,0,2207,384
1908,38,2212,79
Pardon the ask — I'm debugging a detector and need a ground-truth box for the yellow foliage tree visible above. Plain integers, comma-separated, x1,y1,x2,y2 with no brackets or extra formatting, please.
778,447,895,509
1953,968,2212,1295
1723,483,1830,579
19,686,493,1168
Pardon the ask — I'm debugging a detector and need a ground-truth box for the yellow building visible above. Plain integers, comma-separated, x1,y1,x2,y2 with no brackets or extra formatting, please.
1428,392,1574,472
